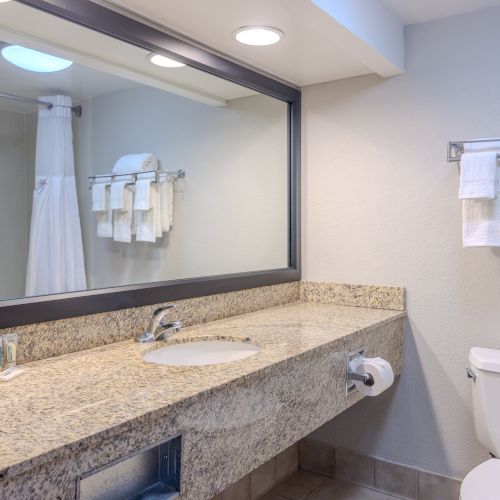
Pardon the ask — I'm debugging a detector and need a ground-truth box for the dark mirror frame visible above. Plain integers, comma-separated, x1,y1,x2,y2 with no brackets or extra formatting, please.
0,0,301,328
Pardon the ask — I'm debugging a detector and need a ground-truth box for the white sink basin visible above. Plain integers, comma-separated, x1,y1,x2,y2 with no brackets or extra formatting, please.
143,340,260,366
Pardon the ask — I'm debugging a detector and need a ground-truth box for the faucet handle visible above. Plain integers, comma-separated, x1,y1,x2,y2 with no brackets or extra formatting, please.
153,304,177,316
137,304,179,343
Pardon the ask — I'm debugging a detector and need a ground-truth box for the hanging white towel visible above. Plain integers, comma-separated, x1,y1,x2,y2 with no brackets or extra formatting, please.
168,176,174,228
113,153,158,174
92,177,112,238
97,207,113,238
463,190,500,246
459,152,497,199
135,183,158,243
462,141,500,246
155,182,163,238
134,171,157,210
134,179,152,210
113,185,134,243
25,95,87,296
95,179,112,238
109,180,128,210
92,182,107,211
159,173,171,232
463,173,500,247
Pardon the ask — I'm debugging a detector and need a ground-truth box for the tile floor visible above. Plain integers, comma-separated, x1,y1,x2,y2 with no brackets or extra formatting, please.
261,470,403,500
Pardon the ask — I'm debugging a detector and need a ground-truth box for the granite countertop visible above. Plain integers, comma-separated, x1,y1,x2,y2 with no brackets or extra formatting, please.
0,301,405,479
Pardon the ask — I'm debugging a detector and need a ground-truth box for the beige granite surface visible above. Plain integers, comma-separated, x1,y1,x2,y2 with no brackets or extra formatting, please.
0,301,404,499
0,282,404,366
1,282,300,364
300,282,405,311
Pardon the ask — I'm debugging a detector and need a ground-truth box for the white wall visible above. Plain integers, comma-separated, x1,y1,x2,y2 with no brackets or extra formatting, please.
0,110,27,299
76,87,288,289
302,6,500,479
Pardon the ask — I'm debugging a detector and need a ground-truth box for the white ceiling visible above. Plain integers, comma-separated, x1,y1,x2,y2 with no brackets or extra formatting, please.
103,0,500,86
380,0,500,25
103,0,375,87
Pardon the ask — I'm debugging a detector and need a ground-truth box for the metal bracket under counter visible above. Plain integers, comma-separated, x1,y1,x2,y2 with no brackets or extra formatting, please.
346,347,366,395
77,434,182,500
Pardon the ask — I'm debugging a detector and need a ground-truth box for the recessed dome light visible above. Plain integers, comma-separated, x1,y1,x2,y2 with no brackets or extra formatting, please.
149,53,186,68
233,26,283,46
1,45,72,72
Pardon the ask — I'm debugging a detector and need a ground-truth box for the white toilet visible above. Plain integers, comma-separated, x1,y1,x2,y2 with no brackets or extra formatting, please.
460,347,500,500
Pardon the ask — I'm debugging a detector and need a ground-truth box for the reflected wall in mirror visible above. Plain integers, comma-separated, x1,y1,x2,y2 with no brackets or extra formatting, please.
0,1,289,301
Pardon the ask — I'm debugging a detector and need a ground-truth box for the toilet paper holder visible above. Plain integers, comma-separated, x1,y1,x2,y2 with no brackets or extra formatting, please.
345,347,374,394
348,370,375,386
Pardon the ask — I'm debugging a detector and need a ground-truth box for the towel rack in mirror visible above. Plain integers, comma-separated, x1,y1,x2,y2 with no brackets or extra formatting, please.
88,169,185,189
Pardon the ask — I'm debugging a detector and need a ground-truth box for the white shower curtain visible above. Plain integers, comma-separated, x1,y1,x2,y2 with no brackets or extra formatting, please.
25,95,87,296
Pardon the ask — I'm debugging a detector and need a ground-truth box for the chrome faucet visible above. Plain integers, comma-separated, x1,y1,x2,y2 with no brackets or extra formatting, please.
136,304,182,343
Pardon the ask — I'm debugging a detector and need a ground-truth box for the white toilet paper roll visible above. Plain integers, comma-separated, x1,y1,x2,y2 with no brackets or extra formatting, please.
350,357,394,396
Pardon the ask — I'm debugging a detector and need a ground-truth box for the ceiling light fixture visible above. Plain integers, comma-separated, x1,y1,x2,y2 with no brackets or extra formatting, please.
149,53,186,68
233,26,283,46
1,45,73,72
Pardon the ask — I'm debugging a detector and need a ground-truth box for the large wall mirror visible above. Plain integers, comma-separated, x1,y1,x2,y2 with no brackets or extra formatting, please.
0,0,300,327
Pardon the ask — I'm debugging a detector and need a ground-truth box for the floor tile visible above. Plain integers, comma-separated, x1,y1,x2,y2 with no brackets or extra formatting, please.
251,458,277,498
258,492,288,500
276,443,299,480
335,448,375,487
418,470,462,500
305,479,395,500
271,470,327,500
299,439,334,476
374,459,417,499
222,474,251,500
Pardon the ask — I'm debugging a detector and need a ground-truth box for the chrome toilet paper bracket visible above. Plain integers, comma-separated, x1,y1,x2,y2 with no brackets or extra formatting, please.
346,347,368,395
345,348,394,397
347,370,375,386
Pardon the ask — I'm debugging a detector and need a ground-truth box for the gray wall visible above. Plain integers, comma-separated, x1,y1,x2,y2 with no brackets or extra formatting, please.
0,110,28,299
302,6,500,479
76,87,288,289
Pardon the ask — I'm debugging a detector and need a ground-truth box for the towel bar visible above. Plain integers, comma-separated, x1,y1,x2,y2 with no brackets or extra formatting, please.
88,169,185,189
448,139,500,163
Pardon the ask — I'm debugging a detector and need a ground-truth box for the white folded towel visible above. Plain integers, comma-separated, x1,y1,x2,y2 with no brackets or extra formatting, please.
463,194,500,247
113,153,158,175
168,178,174,228
159,173,172,232
155,183,162,238
109,180,128,210
92,178,112,237
96,190,113,238
135,183,158,243
92,182,108,212
134,179,153,211
461,141,500,246
159,174,174,228
113,185,133,243
97,211,112,238
459,152,497,199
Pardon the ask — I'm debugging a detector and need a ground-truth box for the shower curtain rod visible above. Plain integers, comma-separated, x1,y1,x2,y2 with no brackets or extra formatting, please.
0,91,82,117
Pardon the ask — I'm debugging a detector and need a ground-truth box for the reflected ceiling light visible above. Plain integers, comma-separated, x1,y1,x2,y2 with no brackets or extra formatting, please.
0,1,12,3
149,53,186,68
233,26,283,46
1,45,73,72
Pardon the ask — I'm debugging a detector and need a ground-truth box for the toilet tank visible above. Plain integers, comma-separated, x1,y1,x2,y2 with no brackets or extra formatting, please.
469,348,500,457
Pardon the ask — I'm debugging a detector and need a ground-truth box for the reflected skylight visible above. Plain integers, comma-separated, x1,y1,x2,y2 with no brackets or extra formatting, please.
1,45,73,72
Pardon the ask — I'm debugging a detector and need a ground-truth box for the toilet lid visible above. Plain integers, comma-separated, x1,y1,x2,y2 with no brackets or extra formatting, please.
461,459,500,500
